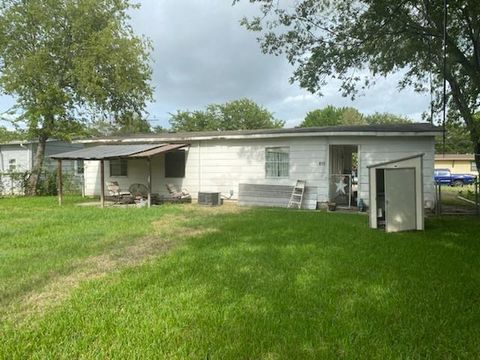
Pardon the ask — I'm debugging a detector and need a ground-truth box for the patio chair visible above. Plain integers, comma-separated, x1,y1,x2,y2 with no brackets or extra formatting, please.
129,183,149,198
106,181,133,204
165,183,191,201
129,183,160,205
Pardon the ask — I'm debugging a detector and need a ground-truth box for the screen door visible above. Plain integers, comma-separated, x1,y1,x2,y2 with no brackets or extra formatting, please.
385,168,416,232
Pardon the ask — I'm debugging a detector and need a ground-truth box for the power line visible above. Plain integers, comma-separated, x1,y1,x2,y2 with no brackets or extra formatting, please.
442,0,448,155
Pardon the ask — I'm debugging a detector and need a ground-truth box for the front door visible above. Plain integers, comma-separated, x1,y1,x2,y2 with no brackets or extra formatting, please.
385,168,416,232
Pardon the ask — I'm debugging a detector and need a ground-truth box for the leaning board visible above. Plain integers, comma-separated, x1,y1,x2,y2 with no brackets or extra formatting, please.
238,183,318,210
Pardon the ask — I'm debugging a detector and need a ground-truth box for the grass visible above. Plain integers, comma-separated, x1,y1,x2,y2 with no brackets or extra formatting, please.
438,184,478,208
1,197,480,359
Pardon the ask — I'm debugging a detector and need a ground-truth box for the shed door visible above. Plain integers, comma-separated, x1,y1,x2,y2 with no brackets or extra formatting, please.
385,168,416,232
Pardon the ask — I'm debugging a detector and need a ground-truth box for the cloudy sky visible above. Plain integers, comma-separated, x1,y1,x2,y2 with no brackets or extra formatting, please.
0,0,431,129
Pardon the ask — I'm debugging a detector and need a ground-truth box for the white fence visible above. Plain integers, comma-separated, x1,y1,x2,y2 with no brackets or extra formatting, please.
0,172,26,195
0,171,84,196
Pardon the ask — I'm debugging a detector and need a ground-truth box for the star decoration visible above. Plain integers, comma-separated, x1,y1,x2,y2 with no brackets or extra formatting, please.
335,178,347,194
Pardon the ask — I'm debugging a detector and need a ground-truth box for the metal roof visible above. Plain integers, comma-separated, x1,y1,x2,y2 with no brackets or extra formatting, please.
76,123,442,144
49,143,187,160
128,143,187,158
367,153,425,168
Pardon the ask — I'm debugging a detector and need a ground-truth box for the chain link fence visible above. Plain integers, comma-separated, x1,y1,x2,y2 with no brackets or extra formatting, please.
0,170,83,196
434,177,479,215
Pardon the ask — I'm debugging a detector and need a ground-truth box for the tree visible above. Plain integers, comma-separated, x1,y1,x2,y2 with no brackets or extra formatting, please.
0,0,152,194
342,107,364,125
0,126,23,143
169,98,284,132
435,115,475,154
300,106,410,127
301,106,345,127
237,0,480,171
153,125,169,133
169,109,220,132
364,113,412,125
88,115,153,136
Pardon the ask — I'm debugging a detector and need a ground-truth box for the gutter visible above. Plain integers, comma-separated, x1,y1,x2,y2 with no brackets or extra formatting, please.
75,131,443,144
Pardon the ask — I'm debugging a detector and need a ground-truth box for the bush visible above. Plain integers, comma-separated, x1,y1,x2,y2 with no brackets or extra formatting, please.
37,170,81,196
0,170,81,196
0,171,30,196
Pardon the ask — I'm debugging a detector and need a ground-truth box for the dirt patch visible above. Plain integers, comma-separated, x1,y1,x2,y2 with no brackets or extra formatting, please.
6,209,224,324
176,202,247,216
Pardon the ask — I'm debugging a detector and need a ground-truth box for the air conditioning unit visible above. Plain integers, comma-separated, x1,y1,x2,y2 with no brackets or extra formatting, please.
198,192,221,206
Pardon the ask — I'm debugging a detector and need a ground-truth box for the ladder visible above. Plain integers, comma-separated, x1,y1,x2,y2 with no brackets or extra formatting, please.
287,180,306,209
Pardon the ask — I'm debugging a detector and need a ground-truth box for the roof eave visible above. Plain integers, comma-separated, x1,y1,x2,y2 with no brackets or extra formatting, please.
367,153,425,168
74,130,442,144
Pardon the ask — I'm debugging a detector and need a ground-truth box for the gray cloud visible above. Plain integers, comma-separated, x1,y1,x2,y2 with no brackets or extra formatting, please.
0,0,431,129
131,0,431,128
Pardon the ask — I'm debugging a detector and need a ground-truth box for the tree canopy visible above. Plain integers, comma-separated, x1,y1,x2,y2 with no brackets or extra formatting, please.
0,126,23,144
88,115,153,136
169,98,284,132
301,106,365,127
300,106,412,127
0,0,152,193
435,113,480,154
237,0,480,169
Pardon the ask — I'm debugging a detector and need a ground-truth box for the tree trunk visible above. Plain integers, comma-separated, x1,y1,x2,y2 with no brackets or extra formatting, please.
473,140,480,178
25,135,47,196
444,72,480,174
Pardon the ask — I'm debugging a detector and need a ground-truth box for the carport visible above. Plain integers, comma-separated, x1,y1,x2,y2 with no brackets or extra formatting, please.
50,143,188,208
368,153,425,232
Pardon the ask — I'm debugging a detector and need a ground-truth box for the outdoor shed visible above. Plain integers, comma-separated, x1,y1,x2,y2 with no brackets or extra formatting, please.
368,154,424,232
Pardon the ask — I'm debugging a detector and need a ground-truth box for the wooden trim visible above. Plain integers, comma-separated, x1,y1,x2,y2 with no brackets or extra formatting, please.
100,159,105,208
147,157,151,208
57,159,63,206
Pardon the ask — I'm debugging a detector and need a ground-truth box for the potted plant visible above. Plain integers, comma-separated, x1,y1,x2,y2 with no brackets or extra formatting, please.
327,202,336,211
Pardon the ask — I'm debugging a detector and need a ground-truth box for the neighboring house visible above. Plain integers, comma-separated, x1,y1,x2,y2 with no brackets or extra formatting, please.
435,154,478,175
0,139,83,195
57,123,440,210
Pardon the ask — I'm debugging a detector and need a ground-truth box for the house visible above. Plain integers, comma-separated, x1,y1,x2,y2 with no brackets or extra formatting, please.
435,154,478,175
52,123,441,213
0,139,83,195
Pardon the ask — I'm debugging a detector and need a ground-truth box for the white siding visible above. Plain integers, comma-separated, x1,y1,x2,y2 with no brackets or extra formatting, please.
42,141,83,173
83,135,436,208
0,141,84,195
0,145,30,172
84,137,328,202
355,136,435,207
0,145,30,195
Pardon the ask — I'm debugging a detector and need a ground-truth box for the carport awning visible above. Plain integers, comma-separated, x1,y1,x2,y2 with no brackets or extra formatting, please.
50,143,188,160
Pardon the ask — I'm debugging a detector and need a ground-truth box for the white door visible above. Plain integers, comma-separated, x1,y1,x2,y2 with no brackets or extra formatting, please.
385,168,416,232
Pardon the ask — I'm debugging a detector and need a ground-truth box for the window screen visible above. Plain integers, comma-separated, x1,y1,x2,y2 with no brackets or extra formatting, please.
8,159,16,171
75,160,84,175
165,150,186,178
110,159,128,176
265,147,289,177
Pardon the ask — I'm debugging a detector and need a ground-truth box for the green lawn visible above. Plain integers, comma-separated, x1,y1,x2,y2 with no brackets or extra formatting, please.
438,185,478,208
1,197,480,359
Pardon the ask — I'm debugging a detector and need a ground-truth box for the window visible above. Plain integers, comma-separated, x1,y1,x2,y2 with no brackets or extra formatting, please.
165,150,186,178
109,159,128,176
472,161,478,172
265,147,289,178
435,170,449,177
8,159,16,172
75,160,84,175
